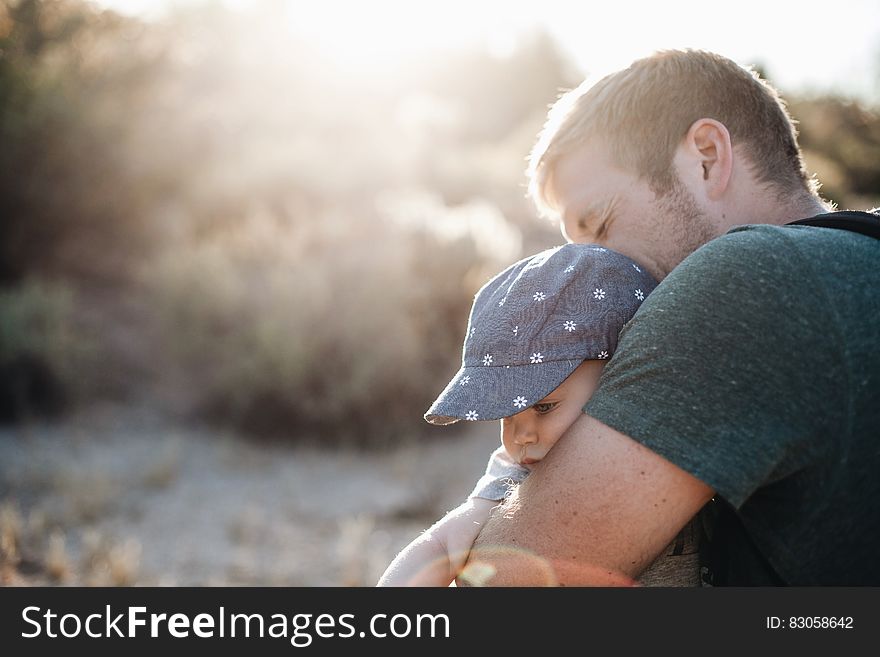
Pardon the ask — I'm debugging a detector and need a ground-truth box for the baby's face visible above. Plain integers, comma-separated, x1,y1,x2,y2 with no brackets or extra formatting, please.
501,360,605,469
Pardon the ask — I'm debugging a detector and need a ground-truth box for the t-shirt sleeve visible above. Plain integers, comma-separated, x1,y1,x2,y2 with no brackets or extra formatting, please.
583,226,846,508
468,445,530,501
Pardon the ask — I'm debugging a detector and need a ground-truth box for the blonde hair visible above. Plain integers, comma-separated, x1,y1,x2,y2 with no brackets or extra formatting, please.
528,49,816,217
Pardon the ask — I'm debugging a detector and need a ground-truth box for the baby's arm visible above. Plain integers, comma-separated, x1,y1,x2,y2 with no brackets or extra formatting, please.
377,497,498,586
378,445,529,586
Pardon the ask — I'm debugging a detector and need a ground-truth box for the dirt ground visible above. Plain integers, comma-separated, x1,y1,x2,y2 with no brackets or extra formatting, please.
0,402,500,586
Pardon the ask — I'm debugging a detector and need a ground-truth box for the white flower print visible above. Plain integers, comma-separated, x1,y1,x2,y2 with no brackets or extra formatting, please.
513,396,528,409
564,265,575,274
533,291,546,301
563,320,576,332
593,247,607,252
465,410,479,421
530,353,544,364
598,350,609,359
634,289,645,301
470,327,476,337
632,263,641,272
513,325,519,335
459,375,471,386
593,288,606,300
498,297,506,307
483,354,493,366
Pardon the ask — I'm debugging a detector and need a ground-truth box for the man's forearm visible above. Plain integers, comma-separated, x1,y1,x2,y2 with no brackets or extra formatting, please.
459,484,640,586
460,413,713,586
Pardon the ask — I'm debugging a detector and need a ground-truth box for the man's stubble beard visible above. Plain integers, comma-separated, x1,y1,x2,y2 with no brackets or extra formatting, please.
653,177,719,279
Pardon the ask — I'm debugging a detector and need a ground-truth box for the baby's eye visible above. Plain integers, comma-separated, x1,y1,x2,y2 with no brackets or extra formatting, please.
533,402,558,415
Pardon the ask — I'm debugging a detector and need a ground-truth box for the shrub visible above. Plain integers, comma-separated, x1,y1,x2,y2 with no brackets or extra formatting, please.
144,207,495,447
0,278,93,420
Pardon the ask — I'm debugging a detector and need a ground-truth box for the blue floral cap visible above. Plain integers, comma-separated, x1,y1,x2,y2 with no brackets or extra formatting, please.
424,243,657,425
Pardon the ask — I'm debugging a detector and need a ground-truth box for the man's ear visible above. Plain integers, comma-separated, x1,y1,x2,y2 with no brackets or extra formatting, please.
679,118,733,201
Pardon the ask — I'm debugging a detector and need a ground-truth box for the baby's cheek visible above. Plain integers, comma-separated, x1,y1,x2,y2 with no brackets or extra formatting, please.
499,431,516,462
500,438,513,460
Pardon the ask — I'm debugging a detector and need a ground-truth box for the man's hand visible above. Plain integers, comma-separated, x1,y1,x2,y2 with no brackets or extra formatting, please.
459,413,714,586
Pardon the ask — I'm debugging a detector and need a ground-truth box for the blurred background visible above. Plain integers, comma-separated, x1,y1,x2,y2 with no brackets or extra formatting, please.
1,0,879,586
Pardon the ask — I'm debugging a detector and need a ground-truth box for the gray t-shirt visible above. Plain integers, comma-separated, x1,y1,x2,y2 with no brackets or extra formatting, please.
585,222,880,585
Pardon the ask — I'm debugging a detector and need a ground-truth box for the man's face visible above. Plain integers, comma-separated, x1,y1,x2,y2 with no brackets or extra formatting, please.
547,140,719,281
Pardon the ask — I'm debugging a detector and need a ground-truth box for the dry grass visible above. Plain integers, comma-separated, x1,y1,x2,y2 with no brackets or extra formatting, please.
106,538,142,586
56,470,120,524
45,530,70,582
0,501,23,572
337,514,377,587
0,404,500,586
1,500,139,585
81,531,141,586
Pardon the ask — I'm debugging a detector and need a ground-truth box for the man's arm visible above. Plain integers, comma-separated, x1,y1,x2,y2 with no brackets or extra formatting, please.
462,413,713,586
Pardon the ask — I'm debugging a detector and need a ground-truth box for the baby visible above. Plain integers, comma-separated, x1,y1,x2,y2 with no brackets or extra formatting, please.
377,243,701,586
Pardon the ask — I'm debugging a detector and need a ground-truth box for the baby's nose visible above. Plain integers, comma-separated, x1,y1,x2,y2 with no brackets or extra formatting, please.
512,420,538,445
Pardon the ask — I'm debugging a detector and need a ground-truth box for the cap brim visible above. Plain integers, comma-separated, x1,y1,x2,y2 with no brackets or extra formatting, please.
424,359,583,425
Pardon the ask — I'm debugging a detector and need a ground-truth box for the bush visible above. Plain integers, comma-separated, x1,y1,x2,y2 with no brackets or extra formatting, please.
0,278,93,421
0,0,178,283
143,207,495,447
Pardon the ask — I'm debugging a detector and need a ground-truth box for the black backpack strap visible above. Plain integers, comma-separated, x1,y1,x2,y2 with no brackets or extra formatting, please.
786,210,880,239
700,498,787,586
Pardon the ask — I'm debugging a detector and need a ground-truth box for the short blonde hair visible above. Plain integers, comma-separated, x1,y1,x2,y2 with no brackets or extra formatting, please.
528,49,816,217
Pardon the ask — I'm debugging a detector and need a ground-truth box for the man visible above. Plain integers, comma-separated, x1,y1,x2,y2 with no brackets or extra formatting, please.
463,49,880,585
